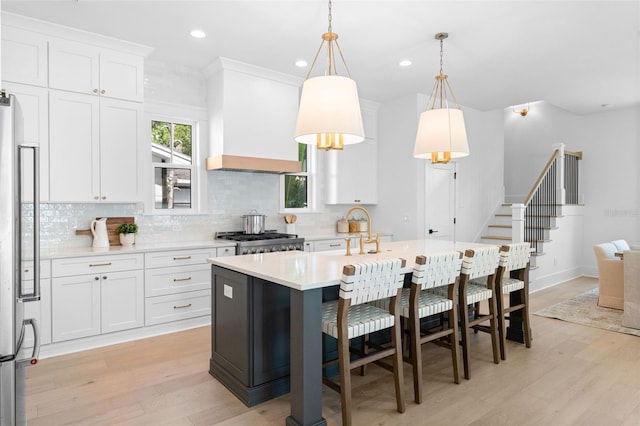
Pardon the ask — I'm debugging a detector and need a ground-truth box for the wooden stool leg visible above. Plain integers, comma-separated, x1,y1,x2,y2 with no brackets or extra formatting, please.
488,294,500,365
459,293,471,380
496,288,507,361
410,311,422,403
338,332,352,426
449,301,461,384
521,288,532,348
391,317,405,413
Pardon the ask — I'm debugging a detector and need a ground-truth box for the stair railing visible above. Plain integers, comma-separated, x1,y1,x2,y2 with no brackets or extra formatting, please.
512,143,582,255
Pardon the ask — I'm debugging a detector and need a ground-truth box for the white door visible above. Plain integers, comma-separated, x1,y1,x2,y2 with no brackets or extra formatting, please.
424,162,456,241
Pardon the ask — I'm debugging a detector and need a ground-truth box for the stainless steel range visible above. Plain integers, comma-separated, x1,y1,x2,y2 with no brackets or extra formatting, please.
216,230,304,255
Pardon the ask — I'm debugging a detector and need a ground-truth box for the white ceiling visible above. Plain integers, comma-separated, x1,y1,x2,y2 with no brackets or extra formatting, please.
3,1,639,114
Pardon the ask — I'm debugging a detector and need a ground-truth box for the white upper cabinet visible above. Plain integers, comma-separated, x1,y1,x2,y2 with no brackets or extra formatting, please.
49,38,144,102
49,90,142,202
1,26,48,87
325,100,380,205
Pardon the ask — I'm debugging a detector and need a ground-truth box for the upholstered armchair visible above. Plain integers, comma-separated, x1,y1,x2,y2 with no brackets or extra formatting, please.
593,242,624,309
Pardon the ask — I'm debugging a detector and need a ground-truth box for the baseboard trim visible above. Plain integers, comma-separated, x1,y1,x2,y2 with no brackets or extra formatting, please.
39,316,211,359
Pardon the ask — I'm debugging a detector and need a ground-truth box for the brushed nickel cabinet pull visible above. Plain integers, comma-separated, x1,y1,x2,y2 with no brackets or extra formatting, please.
173,303,192,309
93,88,98,93
329,244,340,247
101,89,106,94
89,262,112,267
173,277,192,282
173,256,191,260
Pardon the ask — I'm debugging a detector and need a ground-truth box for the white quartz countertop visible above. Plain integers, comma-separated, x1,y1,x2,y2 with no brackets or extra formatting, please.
208,239,495,291
41,240,236,260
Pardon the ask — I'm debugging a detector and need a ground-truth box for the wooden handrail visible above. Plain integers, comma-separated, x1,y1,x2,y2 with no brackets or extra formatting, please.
565,150,583,159
523,149,559,206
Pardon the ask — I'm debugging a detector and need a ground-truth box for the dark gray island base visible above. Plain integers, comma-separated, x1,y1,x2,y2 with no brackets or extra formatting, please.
210,265,328,426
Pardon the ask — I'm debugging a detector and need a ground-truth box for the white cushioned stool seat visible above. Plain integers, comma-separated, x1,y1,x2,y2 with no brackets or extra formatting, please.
470,276,525,294
322,300,395,340
371,288,453,319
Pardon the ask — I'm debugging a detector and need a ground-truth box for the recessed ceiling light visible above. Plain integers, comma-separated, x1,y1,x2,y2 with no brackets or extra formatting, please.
399,60,412,67
295,60,308,68
190,29,206,39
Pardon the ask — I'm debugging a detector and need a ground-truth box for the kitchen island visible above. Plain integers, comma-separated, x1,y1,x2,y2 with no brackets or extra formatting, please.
209,239,497,426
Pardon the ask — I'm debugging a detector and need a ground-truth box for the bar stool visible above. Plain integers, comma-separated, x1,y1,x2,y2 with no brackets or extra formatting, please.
321,259,406,426
457,246,501,380
474,243,532,359
405,252,463,403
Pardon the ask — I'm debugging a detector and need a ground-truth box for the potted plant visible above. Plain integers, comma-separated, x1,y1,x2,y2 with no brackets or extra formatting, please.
115,223,138,247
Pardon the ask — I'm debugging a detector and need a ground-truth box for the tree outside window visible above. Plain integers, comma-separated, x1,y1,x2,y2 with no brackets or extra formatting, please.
151,120,193,209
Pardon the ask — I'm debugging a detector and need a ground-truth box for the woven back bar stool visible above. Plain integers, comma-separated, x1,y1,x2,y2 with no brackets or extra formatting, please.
470,243,532,359
458,246,501,380
321,258,406,426
495,243,532,358
405,251,463,403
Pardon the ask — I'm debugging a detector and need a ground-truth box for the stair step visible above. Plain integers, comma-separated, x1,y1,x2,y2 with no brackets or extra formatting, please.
496,213,511,217
488,224,511,229
530,252,546,257
481,235,513,241
501,203,513,207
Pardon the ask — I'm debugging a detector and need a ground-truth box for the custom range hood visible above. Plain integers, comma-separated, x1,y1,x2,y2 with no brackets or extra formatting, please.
205,58,303,174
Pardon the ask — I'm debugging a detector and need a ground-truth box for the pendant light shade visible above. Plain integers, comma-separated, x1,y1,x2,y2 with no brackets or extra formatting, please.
414,108,469,161
295,75,364,148
414,32,469,163
294,1,364,150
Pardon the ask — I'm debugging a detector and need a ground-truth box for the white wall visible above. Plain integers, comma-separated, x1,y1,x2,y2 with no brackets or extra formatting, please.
376,94,504,243
456,106,504,242
376,94,425,241
504,102,640,274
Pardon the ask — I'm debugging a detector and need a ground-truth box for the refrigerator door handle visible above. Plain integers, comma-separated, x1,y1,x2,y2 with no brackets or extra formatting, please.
17,144,40,302
16,318,39,367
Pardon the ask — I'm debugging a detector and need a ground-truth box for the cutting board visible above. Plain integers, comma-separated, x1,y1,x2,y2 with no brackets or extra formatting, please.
75,217,135,246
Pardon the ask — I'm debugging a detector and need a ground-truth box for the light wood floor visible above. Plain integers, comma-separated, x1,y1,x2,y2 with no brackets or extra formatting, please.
26,277,640,426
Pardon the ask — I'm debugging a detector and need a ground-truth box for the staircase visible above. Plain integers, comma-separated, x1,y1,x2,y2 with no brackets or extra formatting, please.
481,203,560,270
479,144,582,280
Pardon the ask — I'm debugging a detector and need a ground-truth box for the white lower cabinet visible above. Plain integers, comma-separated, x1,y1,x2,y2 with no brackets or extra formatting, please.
144,248,217,326
145,289,211,326
101,270,144,334
51,254,144,342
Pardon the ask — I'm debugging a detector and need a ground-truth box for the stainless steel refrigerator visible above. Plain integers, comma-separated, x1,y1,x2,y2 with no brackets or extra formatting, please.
0,92,41,425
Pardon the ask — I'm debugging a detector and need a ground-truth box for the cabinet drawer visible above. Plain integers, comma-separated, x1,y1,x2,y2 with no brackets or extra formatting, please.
52,254,143,277
144,249,217,268
145,264,210,297
145,290,211,326
314,239,348,252
216,246,235,257
22,260,51,280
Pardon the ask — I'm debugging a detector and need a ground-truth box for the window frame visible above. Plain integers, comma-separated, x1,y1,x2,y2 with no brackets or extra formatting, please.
144,103,207,216
280,143,318,213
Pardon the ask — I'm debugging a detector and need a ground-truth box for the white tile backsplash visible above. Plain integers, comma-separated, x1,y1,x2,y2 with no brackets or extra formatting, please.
33,170,354,250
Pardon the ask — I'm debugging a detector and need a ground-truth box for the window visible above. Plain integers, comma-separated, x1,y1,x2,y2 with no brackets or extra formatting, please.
151,120,194,210
281,143,315,211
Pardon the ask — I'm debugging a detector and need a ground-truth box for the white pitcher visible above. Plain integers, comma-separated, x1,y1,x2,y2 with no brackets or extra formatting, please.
91,218,110,248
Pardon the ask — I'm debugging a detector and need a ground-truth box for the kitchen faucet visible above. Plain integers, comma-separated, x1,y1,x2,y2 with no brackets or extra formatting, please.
344,206,375,243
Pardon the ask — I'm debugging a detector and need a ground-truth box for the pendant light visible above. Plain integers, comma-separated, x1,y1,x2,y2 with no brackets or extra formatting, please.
294,0,364,150
414,32,469,163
